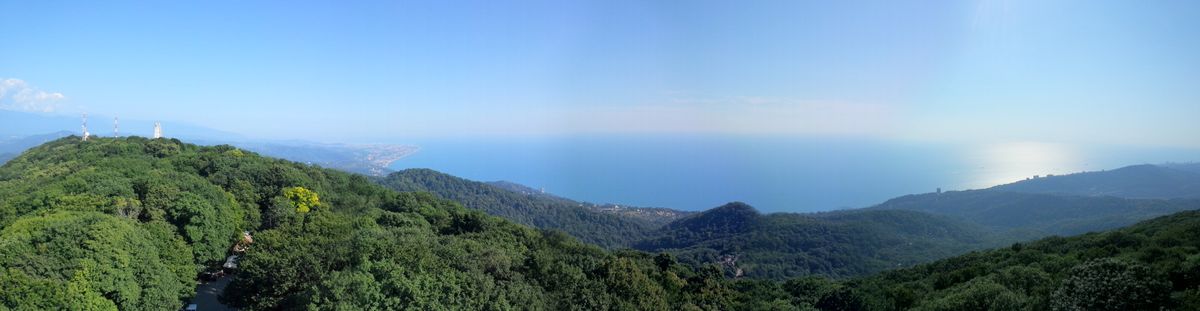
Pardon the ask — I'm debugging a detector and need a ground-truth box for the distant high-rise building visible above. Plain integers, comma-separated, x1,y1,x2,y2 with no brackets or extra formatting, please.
153,122,162,138
113,117,119,137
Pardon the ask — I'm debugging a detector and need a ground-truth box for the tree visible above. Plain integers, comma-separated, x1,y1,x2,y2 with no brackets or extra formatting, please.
782,276,838,307
815,286,866,311
601,257,669,310
913,277,1027,311
283,186,321,213
1051,258,1170,311
0,211,193,310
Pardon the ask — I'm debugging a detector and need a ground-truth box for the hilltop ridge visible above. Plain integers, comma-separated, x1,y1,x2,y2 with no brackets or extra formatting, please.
989,163,1200,199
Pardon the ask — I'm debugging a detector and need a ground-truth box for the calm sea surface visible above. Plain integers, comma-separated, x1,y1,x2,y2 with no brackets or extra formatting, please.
389,135,1200,213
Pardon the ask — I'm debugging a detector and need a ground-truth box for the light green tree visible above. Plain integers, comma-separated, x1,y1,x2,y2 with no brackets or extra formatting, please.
283,186,321,213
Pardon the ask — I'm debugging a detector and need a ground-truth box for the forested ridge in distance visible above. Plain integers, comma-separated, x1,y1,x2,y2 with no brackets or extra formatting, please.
378,162,1200,282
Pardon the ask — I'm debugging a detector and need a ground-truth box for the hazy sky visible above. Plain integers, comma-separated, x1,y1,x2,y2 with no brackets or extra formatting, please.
2,0,1198,147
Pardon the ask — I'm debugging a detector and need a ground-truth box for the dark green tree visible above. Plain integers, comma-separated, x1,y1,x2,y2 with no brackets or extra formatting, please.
1051,258,1170,311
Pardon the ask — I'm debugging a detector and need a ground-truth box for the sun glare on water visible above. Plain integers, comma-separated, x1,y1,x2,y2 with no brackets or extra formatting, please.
968,141,1082,188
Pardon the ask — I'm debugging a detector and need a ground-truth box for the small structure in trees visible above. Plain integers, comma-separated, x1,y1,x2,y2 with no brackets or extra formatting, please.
232,231,253,253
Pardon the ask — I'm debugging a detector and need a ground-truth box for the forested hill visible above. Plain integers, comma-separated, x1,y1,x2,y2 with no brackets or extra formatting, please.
841,209,1200,310
988,164,1200,199
379,168,683,248
484,179,691,227
872,190,1200,237
0,136,809,310
631,202,1004,280
485,180,569,200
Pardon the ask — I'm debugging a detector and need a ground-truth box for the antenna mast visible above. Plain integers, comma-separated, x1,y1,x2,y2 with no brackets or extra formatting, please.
81,113,90,141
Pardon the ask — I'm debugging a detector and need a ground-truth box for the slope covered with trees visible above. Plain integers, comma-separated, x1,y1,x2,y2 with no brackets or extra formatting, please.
988,164,1200,199
483,180,691,227
0,137,252,309
632,202,1004,280
379,168,676,248
841,210,1200,310
0,137,809,310
872,190,1200,236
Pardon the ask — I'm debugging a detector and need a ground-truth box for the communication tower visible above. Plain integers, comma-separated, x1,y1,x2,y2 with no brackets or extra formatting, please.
81,113,90,141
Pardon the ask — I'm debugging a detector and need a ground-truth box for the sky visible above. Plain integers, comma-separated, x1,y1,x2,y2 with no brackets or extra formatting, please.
2,0,1199,147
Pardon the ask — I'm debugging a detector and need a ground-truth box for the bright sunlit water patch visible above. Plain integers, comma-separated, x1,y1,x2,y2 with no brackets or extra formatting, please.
966,141,1082,188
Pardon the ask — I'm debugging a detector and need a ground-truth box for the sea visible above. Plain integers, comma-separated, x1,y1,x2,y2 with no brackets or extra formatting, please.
389,135,1200,213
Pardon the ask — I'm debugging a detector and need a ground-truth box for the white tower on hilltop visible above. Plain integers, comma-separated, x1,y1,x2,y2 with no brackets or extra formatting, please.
81,113,90,141
113,117,119,137
153,122,162,138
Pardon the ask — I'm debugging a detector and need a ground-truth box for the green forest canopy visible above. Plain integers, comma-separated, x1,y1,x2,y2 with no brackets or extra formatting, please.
0,137,806,310
1,136,1198,310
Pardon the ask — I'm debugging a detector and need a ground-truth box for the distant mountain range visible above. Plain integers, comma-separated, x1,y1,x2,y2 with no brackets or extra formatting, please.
0,110,418,175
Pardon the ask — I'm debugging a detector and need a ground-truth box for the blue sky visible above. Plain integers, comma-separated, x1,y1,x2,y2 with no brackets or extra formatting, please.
2,0,1198,147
